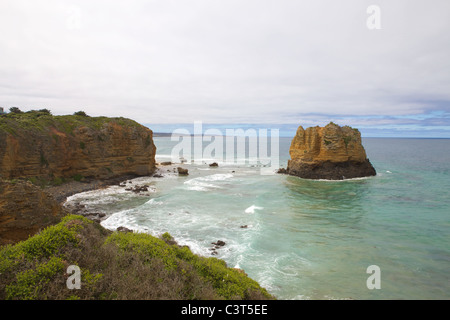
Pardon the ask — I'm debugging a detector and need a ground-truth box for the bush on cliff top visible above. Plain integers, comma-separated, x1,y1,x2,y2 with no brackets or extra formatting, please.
0,215,274,300
0,109,143,136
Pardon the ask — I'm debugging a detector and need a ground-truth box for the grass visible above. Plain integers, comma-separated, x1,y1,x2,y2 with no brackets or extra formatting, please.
0,215,274,300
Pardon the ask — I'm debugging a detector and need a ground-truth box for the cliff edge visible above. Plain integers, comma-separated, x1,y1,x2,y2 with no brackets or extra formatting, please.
286,122,376,180
0,110,156,180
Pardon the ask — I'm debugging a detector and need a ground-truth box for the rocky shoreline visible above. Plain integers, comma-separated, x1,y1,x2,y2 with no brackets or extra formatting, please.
44,174,144,204
1,165,186,245
54,163,190,222
55,163,229,256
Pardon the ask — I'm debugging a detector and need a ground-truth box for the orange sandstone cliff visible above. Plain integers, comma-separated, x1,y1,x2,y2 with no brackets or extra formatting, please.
0,180,67,245
0,112,156,180
0,111,156,245
286,122,376,180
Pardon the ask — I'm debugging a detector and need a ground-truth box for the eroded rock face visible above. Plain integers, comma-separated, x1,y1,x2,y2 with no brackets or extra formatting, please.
0,180,67,245
0,115,156,180
286,123,376,180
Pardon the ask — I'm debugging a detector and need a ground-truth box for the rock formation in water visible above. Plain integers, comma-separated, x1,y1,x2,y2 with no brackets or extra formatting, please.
286,122,376,180
0,111,156,180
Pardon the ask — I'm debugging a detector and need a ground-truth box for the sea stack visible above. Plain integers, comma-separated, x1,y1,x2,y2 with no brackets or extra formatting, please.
286,122,376,180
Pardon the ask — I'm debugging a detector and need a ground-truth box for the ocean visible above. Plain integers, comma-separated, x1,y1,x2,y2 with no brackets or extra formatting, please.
65,137,450,299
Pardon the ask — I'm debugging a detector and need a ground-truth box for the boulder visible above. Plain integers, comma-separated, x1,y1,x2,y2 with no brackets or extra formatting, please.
177,167,189,176
117,226,132,233
212,240,226,247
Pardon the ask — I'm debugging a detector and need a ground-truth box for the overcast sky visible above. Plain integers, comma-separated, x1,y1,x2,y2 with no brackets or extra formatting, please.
1,0,449,137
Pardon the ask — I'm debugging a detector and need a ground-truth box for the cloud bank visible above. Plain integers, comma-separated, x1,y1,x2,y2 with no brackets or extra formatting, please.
1,0,449,136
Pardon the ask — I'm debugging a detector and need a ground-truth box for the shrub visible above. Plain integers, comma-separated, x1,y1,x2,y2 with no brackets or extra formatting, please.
37,109,52,115
74,111,88,117
0,215,274,300
5,256,65,300
73,174,84,182
9,107,22,114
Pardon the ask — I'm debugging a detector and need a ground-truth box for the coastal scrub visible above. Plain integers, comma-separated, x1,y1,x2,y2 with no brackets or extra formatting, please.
0,215,274,300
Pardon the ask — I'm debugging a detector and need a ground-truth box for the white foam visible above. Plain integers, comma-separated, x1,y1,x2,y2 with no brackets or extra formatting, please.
100,209,134,231
65,185,126,203
184,173,234,191
245,205,264,214
199,173,234,181
146,198,164,205
155,154,173,160
184,180,220,191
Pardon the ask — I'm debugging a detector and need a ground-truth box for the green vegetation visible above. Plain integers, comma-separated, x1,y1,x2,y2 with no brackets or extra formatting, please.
73,111,89,117
0,109,142,137
0,215,274,300
9,107,23,114
26,176,67,188
145,134,152,147
72,174,84,182
40,153,49,167
343,136,352,148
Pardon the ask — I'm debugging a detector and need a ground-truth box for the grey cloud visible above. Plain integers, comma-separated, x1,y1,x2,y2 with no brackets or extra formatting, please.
1,0,449,135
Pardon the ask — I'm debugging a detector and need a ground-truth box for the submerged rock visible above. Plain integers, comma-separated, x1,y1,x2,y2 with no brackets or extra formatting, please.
286,122,376,180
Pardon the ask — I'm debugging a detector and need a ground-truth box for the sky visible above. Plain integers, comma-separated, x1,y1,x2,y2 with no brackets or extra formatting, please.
0,0,449,137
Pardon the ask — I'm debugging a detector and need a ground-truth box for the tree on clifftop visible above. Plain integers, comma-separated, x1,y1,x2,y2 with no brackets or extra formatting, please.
74,111,89,117
9,107,22,114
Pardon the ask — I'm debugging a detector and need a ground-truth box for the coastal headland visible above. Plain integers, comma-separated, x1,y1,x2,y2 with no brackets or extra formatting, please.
0,110,273,300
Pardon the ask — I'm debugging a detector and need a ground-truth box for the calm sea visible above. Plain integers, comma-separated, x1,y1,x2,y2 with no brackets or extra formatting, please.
66,137,450,299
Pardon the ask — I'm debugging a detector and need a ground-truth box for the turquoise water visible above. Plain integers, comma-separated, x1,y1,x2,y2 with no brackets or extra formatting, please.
66,137,450,299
